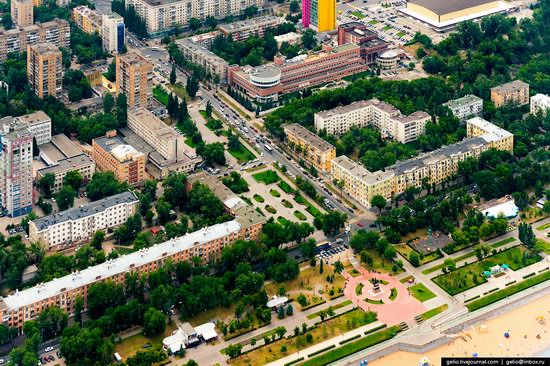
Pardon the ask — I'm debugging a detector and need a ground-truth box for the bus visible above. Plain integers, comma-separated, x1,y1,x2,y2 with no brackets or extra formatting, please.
315,241,330,254
264,144,273,153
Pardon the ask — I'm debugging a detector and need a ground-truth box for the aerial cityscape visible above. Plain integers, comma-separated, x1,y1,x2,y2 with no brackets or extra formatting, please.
0,0,548,365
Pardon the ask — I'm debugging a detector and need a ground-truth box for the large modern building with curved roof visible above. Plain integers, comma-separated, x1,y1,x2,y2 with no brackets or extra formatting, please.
399,0,514,32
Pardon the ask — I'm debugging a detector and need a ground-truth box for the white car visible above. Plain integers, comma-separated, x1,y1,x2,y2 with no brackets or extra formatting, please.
45,346,54,352
0,359,5,365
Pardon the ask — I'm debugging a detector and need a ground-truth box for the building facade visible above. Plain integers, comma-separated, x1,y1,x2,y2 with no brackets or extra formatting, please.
303,0,335,32
0,19,70,62
36,154,95,193
1,220,246,333
27,43,62,99
116,52,153,109
314,98,431,143
177,37,228,82
124,0,267,36
228,44,367,103
337,22,388,64
0,118,34,217
490,80,530,108
218,16,283,41
72,6,103,34
92,131,146,185
102,13,125,54
11,0,34,28
443,94,483,122
530,93,550,114
283,124,336,173
15,110,51,145
331,118,513,208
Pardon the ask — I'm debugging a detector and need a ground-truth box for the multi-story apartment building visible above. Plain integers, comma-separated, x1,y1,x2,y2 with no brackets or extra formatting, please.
1,219,245,333
0,19,70,62
337,22,388,64
72,6,103,34
116,52,153,109
302,0,336,32
530,93,550,114
331,118,514,208
228,44,368,103
177,37,228,82
125,0,267,36
443,94,483,122
102,13,125,54
92,131,146,185
314,98,431,143
15,110,51,145
36,154,95,193
218,16,283,41
0,118,34,217
490,80,530,108
283,124,336,173
29,191,139,250
27,43,62,99
11,0,34,28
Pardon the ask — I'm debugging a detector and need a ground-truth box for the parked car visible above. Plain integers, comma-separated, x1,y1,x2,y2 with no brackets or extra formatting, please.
45,347,54,352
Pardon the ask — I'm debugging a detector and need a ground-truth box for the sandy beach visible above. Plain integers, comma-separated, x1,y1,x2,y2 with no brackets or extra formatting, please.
370,294,550,366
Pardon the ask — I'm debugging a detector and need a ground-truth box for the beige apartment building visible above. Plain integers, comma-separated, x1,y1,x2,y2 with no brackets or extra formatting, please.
36,154,96,193
72,5,103,34
11,0,33,28
490,80,530,108
218,15,283,41
92,131,146,185
314,98,431,143
331,118,514,208
177,37,229,82
283,124,336,173
116,52,153,108
0,19,70,62
27,43,62,99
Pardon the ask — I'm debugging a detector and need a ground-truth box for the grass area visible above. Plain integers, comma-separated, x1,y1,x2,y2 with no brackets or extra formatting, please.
184,136,198,148
277,180,296,194
350,10,365,18
343,70,372,82
253,194,265,203
199,110,224,131
536,222,550,231
467,270,550,312
396,31,405,37
167,83,189,101
365,298,384,305
389,288,397,301
536,239,550,254
368,19,378,25
114,323,177,360
253,170,281,185
382,25,392,31
228,143,256,163
408,283,436,302
296,326,401,366
270,189,281,197
282,199,294,209
153,85,169,107
306,300,353,320
230,309,378,366
491,237,517,248
400,275,414,283
294,194,323,218
294,211,307,221
396,244,442,266
355,283,364,296
433,246,541,295
422,250,479,275
266,205,277,214
358,249,405,275
348,269,361,277
421,304,449,321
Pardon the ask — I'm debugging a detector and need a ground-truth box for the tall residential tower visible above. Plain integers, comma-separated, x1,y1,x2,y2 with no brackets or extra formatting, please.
27,43,63,99
302,0,335,32
116,52,153,109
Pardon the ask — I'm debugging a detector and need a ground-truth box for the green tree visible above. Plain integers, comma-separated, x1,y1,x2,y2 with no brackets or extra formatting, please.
518,222,536,248
37,306,68,340
64,170,83,191
205,101,213,117
186,75,200,98
39,173,56,198
103,92,114,113
143,307,166,336
409,252,420,267
116,93,128,128
371,195,387,214
86,172,126,200
73,296,84,326
170,64,177,84
301,29,317,49
189,17,202,31
289,0,299,12
90,230,105,250
156,199,173,225
56,186,76,211
1,13,13,29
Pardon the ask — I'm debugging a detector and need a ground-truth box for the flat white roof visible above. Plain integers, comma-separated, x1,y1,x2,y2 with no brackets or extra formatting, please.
266,295,288,308
194,322,215,336
481,200,518,218
1,220,242,311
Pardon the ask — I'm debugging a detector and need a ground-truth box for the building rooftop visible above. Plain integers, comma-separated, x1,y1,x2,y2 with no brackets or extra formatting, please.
129,107,182,141
176,38,228,66
283,124,336,152
1,220,242,310
15,110,51,126
467,117,513,142
491,80,529,94
39,134,83,165
250,65,281,78
218,15,283,33
443,94,483,110
93,133,144,162
332,155,394,185
118,52,152,67
0,117,32,140
37,153,93,176
31,191,139,231
408,0,496,16
29,42,61,55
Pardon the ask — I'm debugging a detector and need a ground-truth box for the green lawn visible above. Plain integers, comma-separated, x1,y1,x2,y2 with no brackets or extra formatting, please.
536,239,550,254
153,85,169,107
266,205,277,214
389,288,397,301
422,251,479,275
467,270,550,312
382,25,392,31
270,189,281,197
396,31,405,37
200,110,224,131
296,326,401,366
408,283,436,302
433,246,541,295
228,143,255,163
491,237,516,248
536,222,550,231
252,170,281,184
167,83,190,101
421,304,449,321
253,194,265,203
368,19,378,25
294,211,307,221
396,244,443,265
184,136,198,148
350,10,365,19
278,181,296,194
306,300,353,320
282,199,294,209
355,283,364,296
294,194,322,218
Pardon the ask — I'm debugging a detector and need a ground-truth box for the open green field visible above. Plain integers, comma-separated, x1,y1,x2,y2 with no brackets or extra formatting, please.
408,283,436,302
228,143,255,163
296,326,401,366
467,270,550,311
252,170,280,184
278,180,296,194
396,244,442,265
167,83,189,101
433,246,541,295
421,304,449,321
536,239,550,254
153,86,169,107
536,222,550,231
